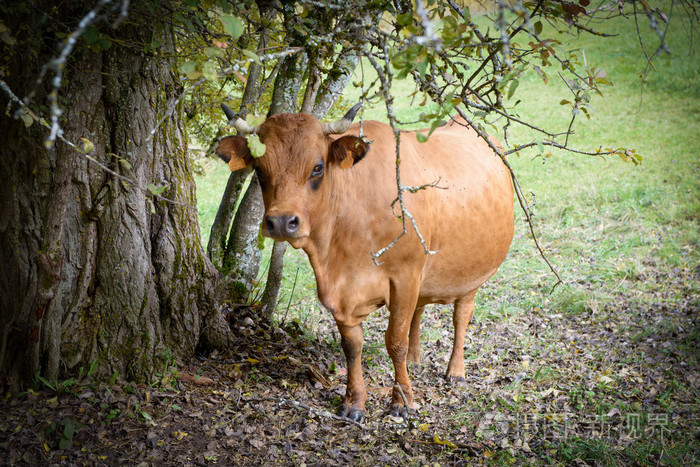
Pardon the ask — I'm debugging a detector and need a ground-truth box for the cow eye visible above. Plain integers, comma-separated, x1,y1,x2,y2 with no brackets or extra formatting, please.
310,163,324,178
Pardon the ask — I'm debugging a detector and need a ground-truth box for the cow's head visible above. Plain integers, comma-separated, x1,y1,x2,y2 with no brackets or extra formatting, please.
215,103,368,247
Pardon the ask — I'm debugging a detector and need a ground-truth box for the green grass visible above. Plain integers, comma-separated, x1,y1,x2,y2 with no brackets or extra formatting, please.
196,4,699,309
194,5,698,464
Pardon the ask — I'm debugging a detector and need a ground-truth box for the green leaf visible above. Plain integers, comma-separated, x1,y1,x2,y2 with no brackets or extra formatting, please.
246,134,266,158
396,12,414,26
534,20,543,35
96,35,111,51
0,21,17,46
82,25,99,44
88,359,99,377
242,49,262,66
178,61,197,75
202,61,218,81
220,15,243,40
507,78,519,100
59,419,75,450
534,66,548,84
147,183,166,196
80,137,95,154
416,132,429,143
204,47,225,59
140,411,153,421
20,109,33,128
37,375,56,391
246,114,265,127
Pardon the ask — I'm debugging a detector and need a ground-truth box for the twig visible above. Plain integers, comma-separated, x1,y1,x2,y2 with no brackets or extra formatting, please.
277,398,364,429
503,140,615,158
455,107,563,291
1,79,196,210
392,382,416,426
364,42,439,264
31,0,113,147
282,267,300,325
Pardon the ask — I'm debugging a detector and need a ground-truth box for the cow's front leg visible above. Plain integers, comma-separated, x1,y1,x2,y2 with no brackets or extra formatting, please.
337,323,366,422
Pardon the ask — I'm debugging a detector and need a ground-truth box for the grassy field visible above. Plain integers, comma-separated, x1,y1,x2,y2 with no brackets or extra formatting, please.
194,8,698,464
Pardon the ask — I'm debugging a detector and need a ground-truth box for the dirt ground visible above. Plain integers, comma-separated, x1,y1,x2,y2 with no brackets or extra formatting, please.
1,264,698,465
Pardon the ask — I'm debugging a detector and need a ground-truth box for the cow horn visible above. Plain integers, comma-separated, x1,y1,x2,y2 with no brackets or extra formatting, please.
221,103,260,134
321,102,363,135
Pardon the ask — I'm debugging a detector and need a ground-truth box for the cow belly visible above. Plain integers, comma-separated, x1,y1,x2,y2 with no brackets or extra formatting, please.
414,160,514,306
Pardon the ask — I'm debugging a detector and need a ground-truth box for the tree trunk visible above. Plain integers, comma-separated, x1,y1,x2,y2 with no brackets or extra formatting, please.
268,52,308,116
206,168,252,269
207,6,363,319
207,0,275,273
0,3,226,390
222,173,264,297
260,241,288,319
313,48,361,119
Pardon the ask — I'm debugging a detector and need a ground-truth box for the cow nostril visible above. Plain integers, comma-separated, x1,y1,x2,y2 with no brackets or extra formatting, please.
265,216,276,233
287,216,300,233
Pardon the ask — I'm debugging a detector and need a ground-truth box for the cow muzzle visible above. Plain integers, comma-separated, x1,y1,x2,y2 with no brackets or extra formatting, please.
264,214,301,240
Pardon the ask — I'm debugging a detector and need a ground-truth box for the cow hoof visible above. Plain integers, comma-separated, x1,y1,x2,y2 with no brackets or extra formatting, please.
445,375,466,386
338,405,365,422
389,404,414,419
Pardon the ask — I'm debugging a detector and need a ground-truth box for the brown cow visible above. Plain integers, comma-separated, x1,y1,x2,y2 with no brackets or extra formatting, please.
216,103,514,421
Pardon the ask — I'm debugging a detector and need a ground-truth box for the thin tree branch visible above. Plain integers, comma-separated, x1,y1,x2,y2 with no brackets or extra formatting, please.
364,43,438,265
1,79,195,210
454,106,563,290
30,0,114,147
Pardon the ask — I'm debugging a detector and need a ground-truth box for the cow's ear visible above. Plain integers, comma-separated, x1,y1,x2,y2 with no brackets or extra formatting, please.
216,136,253,171
329,136,369,169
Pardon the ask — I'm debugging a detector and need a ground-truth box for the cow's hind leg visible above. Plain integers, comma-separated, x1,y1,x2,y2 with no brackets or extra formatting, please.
386,282,421,417
337,323,367,422
407,305,425,364
446,291,477,384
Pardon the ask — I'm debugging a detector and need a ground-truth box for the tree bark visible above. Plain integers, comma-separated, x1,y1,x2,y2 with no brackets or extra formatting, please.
206,168,252,269
268,52,308,116
260,241,288,319
207,0,276,273
207,5,362,319
222,174,263,297
313,48,361,119
0,3,225,390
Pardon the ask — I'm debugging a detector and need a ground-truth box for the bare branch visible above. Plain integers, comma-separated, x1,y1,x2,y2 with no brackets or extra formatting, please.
276,398,364,429
1,79,195,211
413,0,442,51
31,0,113,147
454,106,563,289
364,43,439,265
